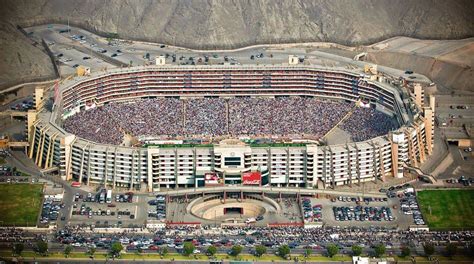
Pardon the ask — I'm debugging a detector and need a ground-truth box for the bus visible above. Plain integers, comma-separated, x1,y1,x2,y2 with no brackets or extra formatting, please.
71,181,81,188
106,190,112,204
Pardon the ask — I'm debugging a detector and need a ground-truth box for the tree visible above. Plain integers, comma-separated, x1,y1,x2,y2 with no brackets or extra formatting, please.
352,245,363,256
327,243,339,258
207,245,217,256
110,242,123,257
304,247,312,258
278,244,291,258
160,247,168,256
88,247,96,257
374,244,386,258
183,242,195,256
12,243,24,256
255,245,267,257
64,245,73,258
445,243,457,259
400,245,411,257
36,240,48,256
423,243,435,257
230,245,242,257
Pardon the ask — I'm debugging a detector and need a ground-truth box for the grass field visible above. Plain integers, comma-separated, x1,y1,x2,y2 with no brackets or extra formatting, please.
0,184,43,226
417,189,474,230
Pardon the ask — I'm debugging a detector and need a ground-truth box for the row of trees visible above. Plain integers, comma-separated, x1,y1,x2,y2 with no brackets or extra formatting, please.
180,242,453,259
11,240,463,259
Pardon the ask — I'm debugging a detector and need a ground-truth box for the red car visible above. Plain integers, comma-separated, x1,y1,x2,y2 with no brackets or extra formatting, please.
149,245,159,250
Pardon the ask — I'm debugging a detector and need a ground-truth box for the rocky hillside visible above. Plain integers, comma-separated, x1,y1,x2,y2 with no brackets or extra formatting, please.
0,0,473,90
0,22,56,89
2,0,473,49
367,51,473,93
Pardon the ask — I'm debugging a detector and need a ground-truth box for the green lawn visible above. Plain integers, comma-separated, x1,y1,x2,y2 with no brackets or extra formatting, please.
0,184,43,226
417,189,474,230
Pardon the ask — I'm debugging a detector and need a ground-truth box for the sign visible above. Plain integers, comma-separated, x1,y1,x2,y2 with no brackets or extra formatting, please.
242,172,261,185
204,173,221,186
85,101,97,110
392,132,405,143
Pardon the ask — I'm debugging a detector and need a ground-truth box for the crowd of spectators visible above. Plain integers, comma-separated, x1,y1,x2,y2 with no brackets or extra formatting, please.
63,107,124,145
339,107,396,142
63,97,394,145
228,97,351,137
184,98,226,136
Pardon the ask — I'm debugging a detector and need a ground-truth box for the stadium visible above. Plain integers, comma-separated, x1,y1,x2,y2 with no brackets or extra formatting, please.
27,60,435,192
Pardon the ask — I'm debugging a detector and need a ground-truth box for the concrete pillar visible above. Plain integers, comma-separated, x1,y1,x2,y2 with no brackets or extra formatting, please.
414,83,424,108
113,147,118,189
354,144,361,186
35,130,45,165
65,137,77,181
378,144,386,182
28,123,38,159
129,150,135,191
78,145,87,184
391,141,399,178
345,144,352,187
424,108,434,155
104,148,109,187
86,145,91,186
27,110,37,143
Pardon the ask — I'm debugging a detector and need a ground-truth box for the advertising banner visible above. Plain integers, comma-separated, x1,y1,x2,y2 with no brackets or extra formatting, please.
242,172,262,185
204,172,222,186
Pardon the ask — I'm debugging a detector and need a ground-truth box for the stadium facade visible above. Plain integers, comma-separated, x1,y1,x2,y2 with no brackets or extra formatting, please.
27,64,435,192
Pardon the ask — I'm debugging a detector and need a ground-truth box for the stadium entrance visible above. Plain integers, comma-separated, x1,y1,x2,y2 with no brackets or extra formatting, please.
224,207,243,215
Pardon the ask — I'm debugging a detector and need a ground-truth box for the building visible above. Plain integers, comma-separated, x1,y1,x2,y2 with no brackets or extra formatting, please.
28,64,434,192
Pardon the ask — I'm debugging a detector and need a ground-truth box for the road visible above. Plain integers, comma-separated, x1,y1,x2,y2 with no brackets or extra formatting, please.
25,24,432,86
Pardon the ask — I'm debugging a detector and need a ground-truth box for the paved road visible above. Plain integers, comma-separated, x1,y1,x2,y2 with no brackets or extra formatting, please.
25,24,433,86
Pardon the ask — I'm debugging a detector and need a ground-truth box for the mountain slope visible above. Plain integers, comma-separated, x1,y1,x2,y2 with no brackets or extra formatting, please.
2,0,473,49
0,0,472,90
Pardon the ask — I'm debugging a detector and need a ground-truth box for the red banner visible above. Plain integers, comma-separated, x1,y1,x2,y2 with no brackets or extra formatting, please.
242,172,261,185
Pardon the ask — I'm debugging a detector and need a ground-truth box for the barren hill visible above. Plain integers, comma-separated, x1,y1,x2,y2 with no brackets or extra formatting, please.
0,0,473,90
2,0,473,48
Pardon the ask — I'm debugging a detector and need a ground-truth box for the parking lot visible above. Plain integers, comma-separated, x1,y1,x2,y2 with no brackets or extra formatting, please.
147,195,167,221
307,193,417,229
301,197,322,224
68,190,149,228
39,197,64,226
